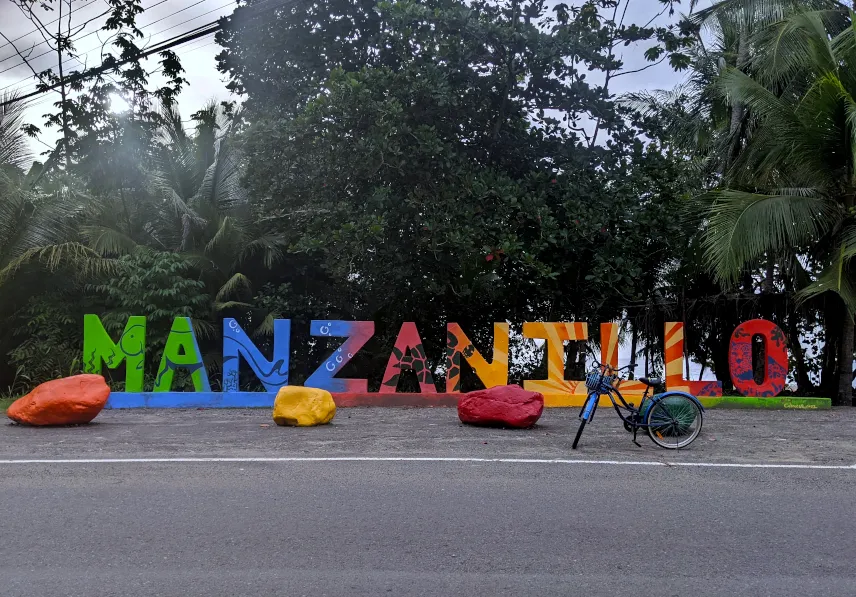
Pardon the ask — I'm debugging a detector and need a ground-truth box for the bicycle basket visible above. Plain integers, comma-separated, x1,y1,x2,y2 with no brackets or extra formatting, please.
585,370,615,393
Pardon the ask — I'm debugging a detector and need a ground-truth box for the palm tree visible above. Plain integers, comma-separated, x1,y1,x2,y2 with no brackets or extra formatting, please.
702,7,856,405
84,101,285,310
0,93,111,297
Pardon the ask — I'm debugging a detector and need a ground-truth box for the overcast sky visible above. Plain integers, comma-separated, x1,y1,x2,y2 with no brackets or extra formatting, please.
0,0,709,158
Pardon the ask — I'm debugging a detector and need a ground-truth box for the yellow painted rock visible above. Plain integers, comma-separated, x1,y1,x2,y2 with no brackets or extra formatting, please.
272,386,336,427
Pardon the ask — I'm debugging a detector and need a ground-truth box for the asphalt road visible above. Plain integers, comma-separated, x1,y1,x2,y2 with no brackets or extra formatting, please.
1,408,855,596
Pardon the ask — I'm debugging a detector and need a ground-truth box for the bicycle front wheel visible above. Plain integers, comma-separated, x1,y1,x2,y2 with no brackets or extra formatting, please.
572,418,586,449
573,395,598,449
645,394,703,449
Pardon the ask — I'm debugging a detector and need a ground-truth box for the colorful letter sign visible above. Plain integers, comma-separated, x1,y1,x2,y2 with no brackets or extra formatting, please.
445,322,509,392
83,314,146,392
379,322,437,393
522,322,588,397
729,319,788,397
222,318,290,392
154,317,210,392
664,322,723,397
305,320,374,393
82,314,792,408
599,322,648,395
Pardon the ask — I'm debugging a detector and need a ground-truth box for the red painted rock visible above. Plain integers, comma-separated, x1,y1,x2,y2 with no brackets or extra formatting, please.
458,384,544,428
6,374,110,426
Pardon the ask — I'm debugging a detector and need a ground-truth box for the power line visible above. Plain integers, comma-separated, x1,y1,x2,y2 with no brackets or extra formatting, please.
26,35,221,113
7,0,302,110
0,0,102,54
0,0,184,82
0,2,112,67
1,22,220,108
2,0,296,98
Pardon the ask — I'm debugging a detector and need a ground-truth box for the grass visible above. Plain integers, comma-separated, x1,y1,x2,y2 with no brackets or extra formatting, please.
0,397,17,413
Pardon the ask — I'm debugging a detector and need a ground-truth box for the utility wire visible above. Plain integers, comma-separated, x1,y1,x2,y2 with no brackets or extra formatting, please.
0,0,102,54
1,0,289,96
27,36,222,115
1,23,219,107
0,1,111,67
0,0,189,81
26,11,267,113
28,35,217,110
2,0,302,108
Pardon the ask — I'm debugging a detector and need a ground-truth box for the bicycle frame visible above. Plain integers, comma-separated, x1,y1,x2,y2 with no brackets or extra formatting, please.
582,378,705,431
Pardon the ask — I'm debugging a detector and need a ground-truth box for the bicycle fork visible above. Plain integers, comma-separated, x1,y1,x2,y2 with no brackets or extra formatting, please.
581,392,599,421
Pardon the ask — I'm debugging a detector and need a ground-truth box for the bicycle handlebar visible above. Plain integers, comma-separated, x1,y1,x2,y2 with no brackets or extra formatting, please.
590,361,637,372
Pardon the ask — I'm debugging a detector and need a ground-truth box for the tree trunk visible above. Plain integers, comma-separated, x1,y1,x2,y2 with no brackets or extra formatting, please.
628,324,638,380
726,27,750,168
565,341,578,380
57,0,70,167
821,311,839,398
685,344,691,380
711,328,734,392
763,255,774,293
837,316,854,406
787,315,812,394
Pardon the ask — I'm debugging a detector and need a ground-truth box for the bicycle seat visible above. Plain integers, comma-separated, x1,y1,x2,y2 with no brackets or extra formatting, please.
639,377,663,387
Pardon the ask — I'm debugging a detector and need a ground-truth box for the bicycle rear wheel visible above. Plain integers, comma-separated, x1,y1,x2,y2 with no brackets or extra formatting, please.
645,394,703,449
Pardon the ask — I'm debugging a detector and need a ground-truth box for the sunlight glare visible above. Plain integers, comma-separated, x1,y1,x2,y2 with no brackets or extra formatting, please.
109,93,131,113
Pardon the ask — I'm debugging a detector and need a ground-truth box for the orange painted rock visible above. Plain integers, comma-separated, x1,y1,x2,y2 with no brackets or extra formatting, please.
458,384,544,428
6,374,110,426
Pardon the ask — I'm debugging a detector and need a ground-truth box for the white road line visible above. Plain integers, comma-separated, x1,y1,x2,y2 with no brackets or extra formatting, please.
0,457,854,469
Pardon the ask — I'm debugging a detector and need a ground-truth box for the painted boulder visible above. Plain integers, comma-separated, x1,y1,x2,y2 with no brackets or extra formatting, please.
272,386,337,427
7,374,110,426
458,384,544,428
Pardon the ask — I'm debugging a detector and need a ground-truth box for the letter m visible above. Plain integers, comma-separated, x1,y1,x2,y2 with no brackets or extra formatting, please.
83,315,146,392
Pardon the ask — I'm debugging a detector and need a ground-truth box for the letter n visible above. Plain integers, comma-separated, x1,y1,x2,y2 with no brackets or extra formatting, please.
446,323,508,393
222,318,290,392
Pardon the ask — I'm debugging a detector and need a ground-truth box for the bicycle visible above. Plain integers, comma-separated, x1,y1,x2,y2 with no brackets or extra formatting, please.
572,358,705,450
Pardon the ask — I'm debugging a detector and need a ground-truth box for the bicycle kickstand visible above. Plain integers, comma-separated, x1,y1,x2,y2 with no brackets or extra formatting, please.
631,426,642,448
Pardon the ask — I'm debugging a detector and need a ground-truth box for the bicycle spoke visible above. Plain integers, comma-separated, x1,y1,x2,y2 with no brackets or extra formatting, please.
646,396,702,449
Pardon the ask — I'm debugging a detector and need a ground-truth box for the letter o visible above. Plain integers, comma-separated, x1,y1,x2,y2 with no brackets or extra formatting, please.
729,319,788,397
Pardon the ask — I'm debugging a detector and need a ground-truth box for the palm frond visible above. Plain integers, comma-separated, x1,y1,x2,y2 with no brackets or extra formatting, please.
191,319,216,340
213,300,252,311
796,235,856,313
205,216,246,257
751,10,840,86
253,312,280,338
191,115,248,218
237,235,286,269
716,66,798,122
702,189,838,285
717,67,842,187
80,225,140,256
0,242,119,286
0,92,30,170
690,0,844,32
215,271,252,302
